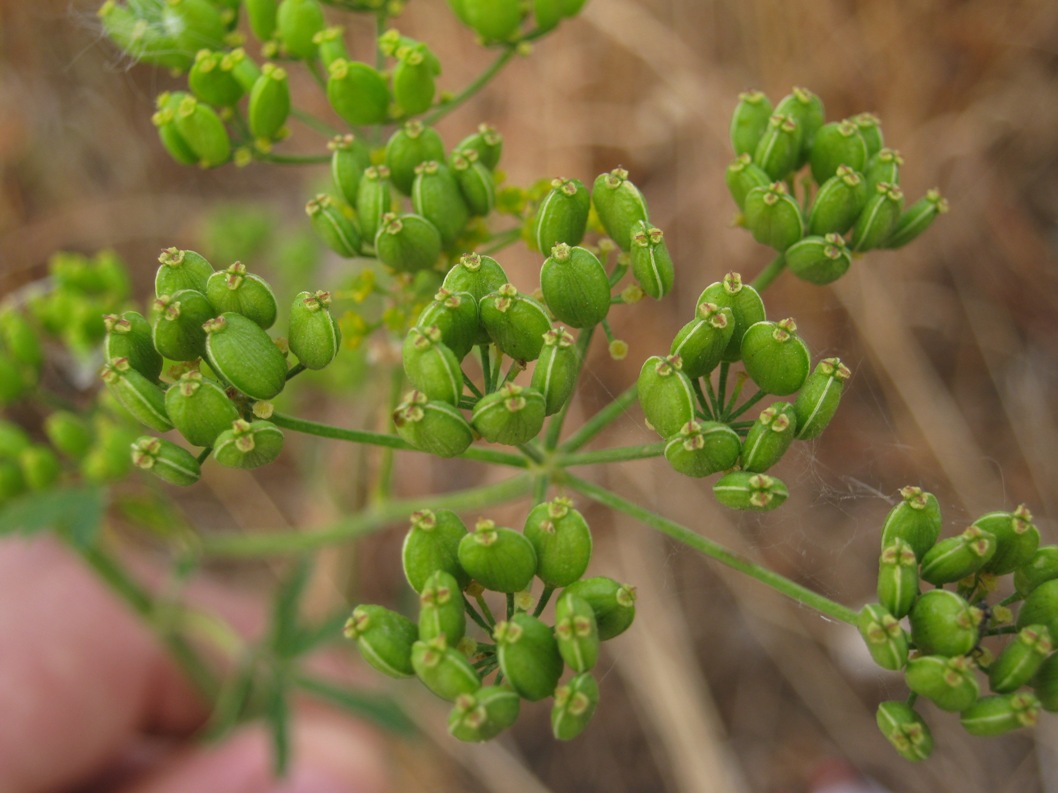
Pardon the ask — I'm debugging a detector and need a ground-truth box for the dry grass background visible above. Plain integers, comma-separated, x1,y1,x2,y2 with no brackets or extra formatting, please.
3,1,1058,791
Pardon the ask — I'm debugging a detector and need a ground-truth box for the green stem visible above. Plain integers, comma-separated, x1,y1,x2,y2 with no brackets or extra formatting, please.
749,252,787,293
285,362,307,381
725,389,766,422
200,474,535,558
506,592,514,620
532,474,550,505
533,585,555,617
480,227,524,255
76,542,220,698
559,383,638,453
690,378,715,420
562,474,859,625
558,442,666,468
475,593,496,627
480,344,494,393
464,596,493,633
424,46,517,125
196,446,212,465
544,326,595,450
253,152,331,166
290,108,341,138
268,412,527,468
463,372,483,399
716,362,730,413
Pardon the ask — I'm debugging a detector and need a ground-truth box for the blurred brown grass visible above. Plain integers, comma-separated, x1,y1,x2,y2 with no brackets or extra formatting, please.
3,0,1058,791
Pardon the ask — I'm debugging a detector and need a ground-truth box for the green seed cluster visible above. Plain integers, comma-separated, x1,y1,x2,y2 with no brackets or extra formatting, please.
728,87,948,280
638,272,851,511
345,500,634,742
860,487,1058,760
100,249,343,484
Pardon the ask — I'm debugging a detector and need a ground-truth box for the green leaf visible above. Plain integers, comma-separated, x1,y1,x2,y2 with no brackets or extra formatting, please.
295,673,416,735
0,485,105,547
270,555,313,657
266,671,292,777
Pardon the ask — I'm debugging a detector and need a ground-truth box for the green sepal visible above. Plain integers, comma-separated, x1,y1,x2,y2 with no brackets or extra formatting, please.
402,325,464,406
288,290,341,370
1015,546,1058,597
554,591,599,673
919,525,997,586
461,0,524,42
591,168,648,252
188,50,244,107
103,311,162,382
410,638,482,706
479,284,552,362
355,166,395,244
204,313,288,401
454,123,503,171
740,401,797,472
416,288,479,362
961,693,1041,737
399,509,471,596
697,273,766,363
531,327,578,416
155,247,214,297
806,166,869,236
244,0,278,42
494,613,563,702
306,194,361,258
392,43,437,116
774,87,825,166
1016,579,1058,641
384,121,446,196
276,0,325,59
343,604,418,679
165,370,239,448
212,419,284,469
100,357,172,432
411,161,468,248
562,576,636,641
375,213,443,273
130,436,200,486
664,420,741,478
471,384,546,446
450,150,495,217
740,318,811,396
151,289,214,362
975,505,1039,576
857,603,909,671
989,625,1053,693
877,539,919,619
793,356,850,439
448,687,520,742
905,654,979,712
712,471,788,511
329,134,372,207
551,672,599,741
864,147,902,193
908,589,982,657
18,445,61,491
743,183,804,251
457,518,538,593
809,119,868,184
875,701,933,762
173,95,230,168
327,58,389,126
205,262,278,330
524,497,592,588
401,508,471,592
540,243,610,329
729,90,773,157
880,486,942,560
753,113,802,181
44,411,94,461
636,354,696,439
882,189,949,249
724,153,771,212
629,221,675,299
850,182,904,253
247,63,291,142
418,570,467,646
442,252,509,303
534,177,590,253
393,391,474,459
